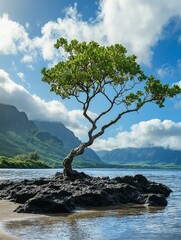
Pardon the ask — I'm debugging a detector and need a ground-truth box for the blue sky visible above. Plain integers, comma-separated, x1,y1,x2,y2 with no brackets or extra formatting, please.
0,0,181,151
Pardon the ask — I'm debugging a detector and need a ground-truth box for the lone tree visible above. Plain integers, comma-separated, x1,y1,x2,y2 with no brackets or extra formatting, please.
42,38,181,176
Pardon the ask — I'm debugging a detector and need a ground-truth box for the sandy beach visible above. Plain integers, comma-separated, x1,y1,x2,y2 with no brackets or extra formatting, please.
0,199,163,240
0,200,43,240
0,200,143,240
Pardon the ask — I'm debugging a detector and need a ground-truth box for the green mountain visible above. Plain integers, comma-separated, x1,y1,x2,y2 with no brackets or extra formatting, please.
0,103,103,168
97,147,181,166
34,121,101,163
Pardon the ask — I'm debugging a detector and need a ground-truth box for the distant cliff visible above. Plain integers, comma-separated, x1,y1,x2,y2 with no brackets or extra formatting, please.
0,104,35,134
34,121,101,163
97,147,181,165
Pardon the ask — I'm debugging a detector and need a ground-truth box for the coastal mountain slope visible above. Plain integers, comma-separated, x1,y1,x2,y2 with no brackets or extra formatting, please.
0,103,66,167
34,121,101,163
97,147,181,165
34,121,82,149
0,103,103,167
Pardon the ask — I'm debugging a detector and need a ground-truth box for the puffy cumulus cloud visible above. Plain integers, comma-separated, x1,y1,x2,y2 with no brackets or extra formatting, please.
2,1,181,65
0,69,88,138
99,0,181,64
34,0,181,65
91,119,181,151
21,55,33,64
31,4,104,65
0,14,30,55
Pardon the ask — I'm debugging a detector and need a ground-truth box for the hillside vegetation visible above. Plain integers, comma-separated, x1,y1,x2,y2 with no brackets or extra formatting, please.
0,103,103,168
0,152,50,168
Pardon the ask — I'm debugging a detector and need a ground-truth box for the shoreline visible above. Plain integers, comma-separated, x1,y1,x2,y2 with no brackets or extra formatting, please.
0,199,167,240
0,200,44,240
0,165,181,170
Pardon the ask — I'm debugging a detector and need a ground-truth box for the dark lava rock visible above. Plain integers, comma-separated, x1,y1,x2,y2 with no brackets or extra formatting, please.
144,194,168,206
134,174,148,184
0,180,14,190
16,190,74,213
0,171,172,214
146,183,172,197
14,186,38,204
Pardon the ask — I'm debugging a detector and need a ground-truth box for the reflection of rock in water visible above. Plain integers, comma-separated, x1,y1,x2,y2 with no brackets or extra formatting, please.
0,171,171,214
5,206,166,240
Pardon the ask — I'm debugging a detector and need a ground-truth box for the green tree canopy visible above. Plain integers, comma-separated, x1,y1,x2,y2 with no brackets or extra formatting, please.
42,38,181,176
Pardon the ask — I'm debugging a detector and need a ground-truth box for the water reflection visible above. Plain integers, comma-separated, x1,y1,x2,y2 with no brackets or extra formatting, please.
6,206,167,240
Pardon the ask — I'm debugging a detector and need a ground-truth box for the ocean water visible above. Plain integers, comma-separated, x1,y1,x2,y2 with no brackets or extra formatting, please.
1,168,181,240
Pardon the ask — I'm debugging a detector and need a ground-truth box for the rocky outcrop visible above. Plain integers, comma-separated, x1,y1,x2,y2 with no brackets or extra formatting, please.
0,172,172,214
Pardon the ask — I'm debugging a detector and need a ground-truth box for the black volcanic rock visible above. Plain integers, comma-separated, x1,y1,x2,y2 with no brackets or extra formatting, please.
0,172,172,214
144,194,168,206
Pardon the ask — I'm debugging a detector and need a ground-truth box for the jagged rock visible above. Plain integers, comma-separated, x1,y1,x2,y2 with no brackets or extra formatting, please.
144,194,168,206
14,186,38,204
134,174,148,184
0,180,14,190
0,173,172,214
16,190,74,213
146,183,171,197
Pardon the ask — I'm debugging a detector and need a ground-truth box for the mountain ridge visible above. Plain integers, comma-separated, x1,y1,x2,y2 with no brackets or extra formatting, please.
0,103,102,167
34,120,101,163
97,147,181,165
1,103,181,167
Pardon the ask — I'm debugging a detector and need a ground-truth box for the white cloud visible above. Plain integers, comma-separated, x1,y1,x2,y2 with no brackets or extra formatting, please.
25,22,30,29
157,64,174,78
91,119,181,151
17,72,30,88
21,55,35,70
21,55,33,63
2,1,181,65
17,72,25,82
174,80,181,88
0,14,30,55
99,0,181,64
30,4,104,65
0,69,88,138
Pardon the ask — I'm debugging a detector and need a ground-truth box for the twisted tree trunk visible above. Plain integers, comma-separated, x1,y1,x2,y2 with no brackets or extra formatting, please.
63,143,86,176
62,102,146,177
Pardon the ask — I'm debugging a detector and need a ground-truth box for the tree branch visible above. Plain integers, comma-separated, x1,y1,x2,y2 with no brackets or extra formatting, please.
91,96,155,142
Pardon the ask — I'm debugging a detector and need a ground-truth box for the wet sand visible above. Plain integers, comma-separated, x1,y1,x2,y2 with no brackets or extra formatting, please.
0,200,161,240
0,200,44,240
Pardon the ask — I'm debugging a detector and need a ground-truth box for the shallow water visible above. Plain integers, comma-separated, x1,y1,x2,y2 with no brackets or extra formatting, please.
1,168,181,240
